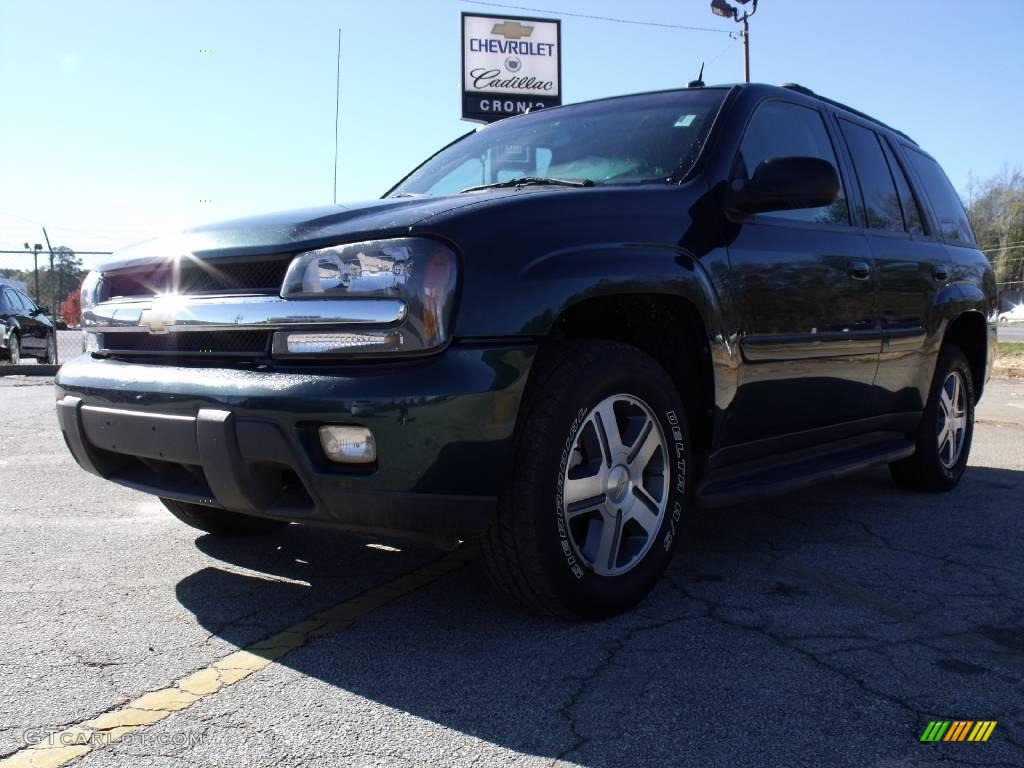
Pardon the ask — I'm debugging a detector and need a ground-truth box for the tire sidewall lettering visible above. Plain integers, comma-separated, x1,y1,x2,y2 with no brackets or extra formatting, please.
556,407,588,579
555,401,687,580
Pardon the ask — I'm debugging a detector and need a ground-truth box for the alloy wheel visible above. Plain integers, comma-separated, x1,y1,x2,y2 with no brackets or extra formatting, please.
936,370,968,469
561,393,669,577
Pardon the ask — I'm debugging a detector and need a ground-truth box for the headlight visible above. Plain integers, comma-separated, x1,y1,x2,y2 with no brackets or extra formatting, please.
80,271,102,350
80,270,102,313
275,237,458,356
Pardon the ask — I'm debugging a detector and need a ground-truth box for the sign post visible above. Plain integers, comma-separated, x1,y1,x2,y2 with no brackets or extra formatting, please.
461,12,561,124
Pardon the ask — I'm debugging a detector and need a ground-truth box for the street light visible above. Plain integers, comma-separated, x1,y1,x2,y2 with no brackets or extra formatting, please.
23,242,43,301
709,0,758,83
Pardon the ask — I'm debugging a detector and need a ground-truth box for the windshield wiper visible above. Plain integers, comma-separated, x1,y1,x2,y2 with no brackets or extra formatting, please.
461,176,594,193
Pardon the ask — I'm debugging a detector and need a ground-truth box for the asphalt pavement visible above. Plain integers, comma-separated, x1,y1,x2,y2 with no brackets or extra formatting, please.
999,325,1024,343
1,375,1022,767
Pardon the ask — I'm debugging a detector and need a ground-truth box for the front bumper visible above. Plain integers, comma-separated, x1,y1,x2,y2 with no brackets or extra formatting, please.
55,343,535,544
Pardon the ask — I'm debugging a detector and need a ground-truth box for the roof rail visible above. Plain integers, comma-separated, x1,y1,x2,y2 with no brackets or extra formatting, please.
780,83,918,146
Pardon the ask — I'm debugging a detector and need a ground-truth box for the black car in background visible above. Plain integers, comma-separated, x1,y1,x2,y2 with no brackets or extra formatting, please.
1,284,56,365
55,82,996,617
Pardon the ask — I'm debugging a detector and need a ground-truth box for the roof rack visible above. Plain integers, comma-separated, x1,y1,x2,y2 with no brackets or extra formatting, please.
780,83,917,146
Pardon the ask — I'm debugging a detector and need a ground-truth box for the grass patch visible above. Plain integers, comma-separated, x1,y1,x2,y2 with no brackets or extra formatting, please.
995,342,1024,376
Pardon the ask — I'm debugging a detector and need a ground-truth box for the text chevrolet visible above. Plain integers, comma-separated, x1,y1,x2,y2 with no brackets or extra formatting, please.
55,84,997,617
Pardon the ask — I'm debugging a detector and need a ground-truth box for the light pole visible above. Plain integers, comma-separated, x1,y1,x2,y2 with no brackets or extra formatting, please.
711,0,758,83
42,227,57,314
23,242,43,301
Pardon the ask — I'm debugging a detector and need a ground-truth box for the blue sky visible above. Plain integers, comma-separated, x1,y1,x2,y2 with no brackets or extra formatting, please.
1,0,1022,269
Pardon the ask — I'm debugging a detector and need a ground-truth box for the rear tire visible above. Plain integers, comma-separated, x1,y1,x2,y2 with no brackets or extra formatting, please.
160,498,287,536
483,341,691,619
890,344,975,492
43,333,56,364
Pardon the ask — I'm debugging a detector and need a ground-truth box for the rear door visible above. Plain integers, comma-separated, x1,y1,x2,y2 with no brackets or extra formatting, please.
12,290,43,352
722,99,881,446
835,119,940,415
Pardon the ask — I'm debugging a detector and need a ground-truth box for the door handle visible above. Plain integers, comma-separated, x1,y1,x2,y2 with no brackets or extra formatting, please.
847,261,871,280
932,264,950,282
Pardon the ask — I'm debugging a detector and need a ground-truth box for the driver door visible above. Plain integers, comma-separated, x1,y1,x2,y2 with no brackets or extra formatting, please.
721,99,882,446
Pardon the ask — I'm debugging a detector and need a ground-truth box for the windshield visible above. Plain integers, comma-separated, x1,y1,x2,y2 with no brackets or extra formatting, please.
389,89,727,197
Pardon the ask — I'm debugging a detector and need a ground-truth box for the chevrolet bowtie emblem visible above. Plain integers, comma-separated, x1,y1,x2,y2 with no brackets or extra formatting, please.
492,21,534,39
138,299,176,334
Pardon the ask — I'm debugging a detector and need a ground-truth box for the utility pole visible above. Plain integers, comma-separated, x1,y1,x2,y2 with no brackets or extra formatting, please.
710,0,758,83
42,226,55,312
333,27,341,205
741,13,750,83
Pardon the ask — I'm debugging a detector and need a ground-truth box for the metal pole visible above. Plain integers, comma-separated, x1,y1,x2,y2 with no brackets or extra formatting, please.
33,251,39,301
42,227,55,312
333,28,341,205
742,15,750,82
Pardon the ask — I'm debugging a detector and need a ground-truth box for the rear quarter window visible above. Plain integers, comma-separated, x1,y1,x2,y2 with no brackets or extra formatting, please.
904,149,975,243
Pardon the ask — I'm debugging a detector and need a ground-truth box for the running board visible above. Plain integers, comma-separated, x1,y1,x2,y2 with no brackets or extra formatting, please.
697,433,916,508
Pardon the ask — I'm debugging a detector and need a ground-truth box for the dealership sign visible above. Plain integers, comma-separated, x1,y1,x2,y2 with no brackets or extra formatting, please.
461,13,561,123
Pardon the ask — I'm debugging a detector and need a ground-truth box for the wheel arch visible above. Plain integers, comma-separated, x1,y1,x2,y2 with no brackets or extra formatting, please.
543,293,717,461
942,310,988,400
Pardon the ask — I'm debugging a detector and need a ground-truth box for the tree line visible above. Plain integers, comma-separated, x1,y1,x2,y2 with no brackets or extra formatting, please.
966,167,1024,301
0,246,86,324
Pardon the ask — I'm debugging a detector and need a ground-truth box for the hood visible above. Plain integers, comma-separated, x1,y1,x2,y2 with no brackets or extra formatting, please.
100,194,504,271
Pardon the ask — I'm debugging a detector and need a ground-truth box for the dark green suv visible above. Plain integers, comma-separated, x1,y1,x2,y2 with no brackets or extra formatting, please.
56,83,996,617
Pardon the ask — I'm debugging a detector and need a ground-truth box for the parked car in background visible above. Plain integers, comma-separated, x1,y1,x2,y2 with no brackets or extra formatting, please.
997,304,1024,324
1,285,57,364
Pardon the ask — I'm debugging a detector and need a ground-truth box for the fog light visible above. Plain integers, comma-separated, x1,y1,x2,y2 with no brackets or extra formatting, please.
273,331,402,356
319,425,376,464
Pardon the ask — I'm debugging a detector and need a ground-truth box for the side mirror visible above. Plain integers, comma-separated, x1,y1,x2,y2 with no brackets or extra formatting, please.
730,156,839,215
34,305,50,317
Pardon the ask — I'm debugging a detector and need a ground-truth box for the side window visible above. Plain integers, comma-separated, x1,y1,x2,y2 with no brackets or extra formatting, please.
0,288,10,311
2,288,21,311
904,149,975,243
16,291,34,311
881,140,925,235
737,100,849,225
838,120,903,232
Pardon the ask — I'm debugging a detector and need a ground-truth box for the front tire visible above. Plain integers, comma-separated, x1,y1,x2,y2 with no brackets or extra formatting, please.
483,341,691,619
160,498,287,536
890,344,975,492
5,334,20,365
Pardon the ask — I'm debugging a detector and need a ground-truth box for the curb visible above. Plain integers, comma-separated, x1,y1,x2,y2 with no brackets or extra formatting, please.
0,364,60,376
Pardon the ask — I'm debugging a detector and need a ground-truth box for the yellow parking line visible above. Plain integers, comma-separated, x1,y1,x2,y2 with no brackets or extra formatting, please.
0,549,473,768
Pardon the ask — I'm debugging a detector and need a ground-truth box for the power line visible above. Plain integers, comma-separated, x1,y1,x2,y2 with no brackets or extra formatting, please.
459,0,733,34
0,249,113,255
0,211,148,242
980,240,1024,253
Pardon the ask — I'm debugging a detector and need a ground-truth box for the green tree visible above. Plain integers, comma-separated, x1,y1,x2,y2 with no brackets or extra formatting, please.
965,167,1024,293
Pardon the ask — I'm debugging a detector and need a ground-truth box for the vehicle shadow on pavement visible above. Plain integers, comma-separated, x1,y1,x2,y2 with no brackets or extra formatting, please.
175,465,1024,767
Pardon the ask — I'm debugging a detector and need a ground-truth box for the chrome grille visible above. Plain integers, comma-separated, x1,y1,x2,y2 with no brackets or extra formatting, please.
101,256,292,300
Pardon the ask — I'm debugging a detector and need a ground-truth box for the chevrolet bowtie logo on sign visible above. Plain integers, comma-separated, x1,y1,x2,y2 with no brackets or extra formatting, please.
462,12,561,124
920,720,997,742
491,21,534,39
